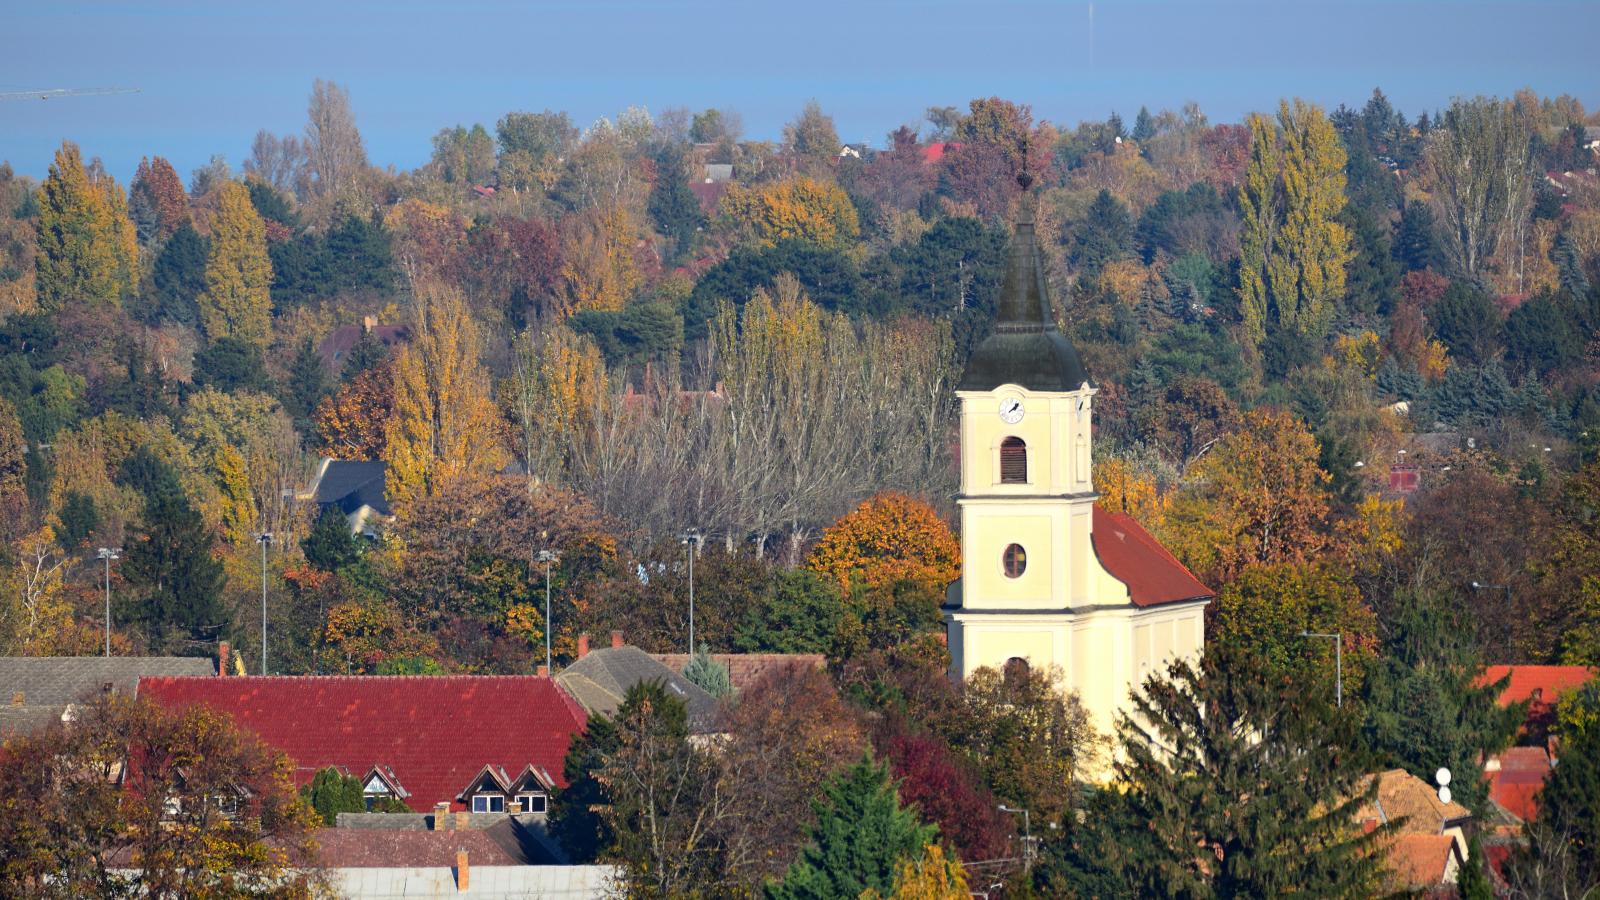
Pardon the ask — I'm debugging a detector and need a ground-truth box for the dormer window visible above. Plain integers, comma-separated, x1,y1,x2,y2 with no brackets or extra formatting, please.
471,794,505,813
1000,437,1028,484
516,792,547,814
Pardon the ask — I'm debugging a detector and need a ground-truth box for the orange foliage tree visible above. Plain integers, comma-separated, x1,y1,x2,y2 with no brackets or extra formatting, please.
805,492,959,594
313,363,393,460
719,176,860,250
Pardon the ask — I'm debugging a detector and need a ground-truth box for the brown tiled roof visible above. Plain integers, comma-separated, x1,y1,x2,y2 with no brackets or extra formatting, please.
1385,833,1457,889
315,824,532,868
650,653,825,692
1355,768,1472,834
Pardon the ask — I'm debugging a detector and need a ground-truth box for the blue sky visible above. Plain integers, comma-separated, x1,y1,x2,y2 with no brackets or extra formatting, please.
3,0,1596,184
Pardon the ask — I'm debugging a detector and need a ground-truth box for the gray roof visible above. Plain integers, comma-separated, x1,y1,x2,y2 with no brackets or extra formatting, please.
312,460,391,517
556,647,719,733
0,656,214,736
957,193,1091,393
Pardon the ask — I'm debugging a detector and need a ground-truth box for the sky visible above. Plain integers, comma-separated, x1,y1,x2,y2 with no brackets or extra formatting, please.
3,0,1597,184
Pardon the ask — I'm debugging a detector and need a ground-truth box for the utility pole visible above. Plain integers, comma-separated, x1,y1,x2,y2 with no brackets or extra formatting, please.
1301,631,1343,707
97,547,121,657
999,805,1035,873
537,550,557,673
680,528,703,655
256,532,273,675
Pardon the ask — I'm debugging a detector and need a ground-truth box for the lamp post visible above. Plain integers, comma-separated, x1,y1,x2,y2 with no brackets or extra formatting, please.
97,547,121,657
1471,581,1512,651
255,532,272,675
680,528,703,655
536,550,556,673
1300,631,1343,707
998,804,1035,872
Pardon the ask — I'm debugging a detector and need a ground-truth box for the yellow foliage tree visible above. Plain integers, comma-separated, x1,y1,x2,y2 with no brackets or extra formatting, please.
510,326,607,486
719,176,860,249
385,283,509,513
560,206,639,314
805,491,960,594
198,181,273,346
1095,456,1168,529
3,525,72,654
860,845,969,900
34,142,135,311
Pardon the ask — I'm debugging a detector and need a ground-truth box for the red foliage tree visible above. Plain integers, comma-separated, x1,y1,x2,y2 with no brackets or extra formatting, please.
883,729,1015,864
465,217,564,325
128,156,190,244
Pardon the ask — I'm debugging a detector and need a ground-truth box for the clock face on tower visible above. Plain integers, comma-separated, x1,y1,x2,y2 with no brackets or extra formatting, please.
998,397,1024,424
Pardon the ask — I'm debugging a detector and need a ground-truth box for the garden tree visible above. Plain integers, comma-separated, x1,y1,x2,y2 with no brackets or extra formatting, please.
719,176,861,250
141,222,206,326
1393,200,1442,272
766,755,938,900
1504,290,1582,376
733,569,845,654
384,283,508,512
879,730,1014,865
804,491,959,595
198,181,273,346
683,238,864,336
1207,562,1380,700
1429,280,1501,365
1131,106,1157,143
509,325,606,487
314,361,393,460
383,198,466,283
1106,647,1389,897
462,216,564,328
34,142,134,311
1506,715,1600,896
1,525,72,654
1423,96,1535,282
647,147,704,265
316,595,440,675
566,302,684,369
1138,374,1238,467
854,126,935,211
1133,183,1235,264
127,156,189,245
428,123,496,185
784,99,842,168
1237,100,1351,349
495,109,578,192
0,693,320,897
301,766,366,825
714,665,869,887
861,845,968,900
301,505,364,575
559,206,640,314
1070,189,1134,282
682,645,732,698
304,78,369,200
1163,407,1331,584
1360,590,1522,812
690,107,742,144
191,336,269,394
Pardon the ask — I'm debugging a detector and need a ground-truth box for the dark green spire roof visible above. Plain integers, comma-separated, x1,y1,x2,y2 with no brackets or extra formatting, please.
957,189,1091,393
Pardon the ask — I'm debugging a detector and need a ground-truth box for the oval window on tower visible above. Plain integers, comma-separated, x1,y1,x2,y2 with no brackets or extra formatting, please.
1002,543,1027,578
1000,437,1027,484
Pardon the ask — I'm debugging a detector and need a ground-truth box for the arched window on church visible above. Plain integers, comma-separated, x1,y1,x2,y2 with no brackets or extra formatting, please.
1000,437,1027,484
1003,657,1031,683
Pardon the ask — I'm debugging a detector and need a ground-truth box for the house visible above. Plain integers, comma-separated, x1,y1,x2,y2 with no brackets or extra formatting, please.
317,317,411,376
942,188,1213,748
136,675,586,813
650,652,824,693
1485,745,1555,825
0,656,214,737
1479,664,1596,737
702,163,733,183
300,458,390,535
1384,834,1465,897
1352,769,1474,894
556,633,720,733
688,180,729,217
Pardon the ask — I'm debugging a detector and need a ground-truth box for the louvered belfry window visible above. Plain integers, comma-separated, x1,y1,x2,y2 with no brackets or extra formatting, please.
1000,437,1027,484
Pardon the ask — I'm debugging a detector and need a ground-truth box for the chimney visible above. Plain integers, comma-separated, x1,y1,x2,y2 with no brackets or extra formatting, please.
536,664,549,678
218,641,230,677
10,691,22,708
362,315,376,334
432,802,451,831
577,634,589,658
455,849,469,892
454,811,470,831
610,630,624,649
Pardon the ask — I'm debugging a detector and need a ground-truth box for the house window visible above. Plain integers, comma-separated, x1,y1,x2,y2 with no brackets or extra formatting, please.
1000,437,1028,484
471,794,505,814
1002,544,1026,578
516,793,547,814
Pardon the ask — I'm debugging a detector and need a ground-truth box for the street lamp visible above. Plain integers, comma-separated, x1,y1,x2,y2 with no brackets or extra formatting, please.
680,528,703,655
536,550,557,674
97,548,121,657
998,804,1035,872
1300,631,1343,707
255,532,272,675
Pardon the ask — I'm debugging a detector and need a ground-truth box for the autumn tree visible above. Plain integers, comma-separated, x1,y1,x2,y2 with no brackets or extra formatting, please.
1423,96,1535,283
0,693,320,897
198,181,273,347
429,123,496,185
127,156,190,244
805,491,959,594
34,142,135,311
861,845,969,900
304,79,369,200
1164,407,1331,584
785,99,842,169
559,207,640,314
719,176,861,250
314,362,393,460
384,283,508,511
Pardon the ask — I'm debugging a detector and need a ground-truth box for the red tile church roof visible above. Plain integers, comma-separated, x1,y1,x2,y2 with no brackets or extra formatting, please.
137,676,586,812
1092,505,1214,607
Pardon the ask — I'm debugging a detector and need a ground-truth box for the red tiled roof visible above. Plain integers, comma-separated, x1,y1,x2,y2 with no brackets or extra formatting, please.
688,181,728,216
1486,746,1553,822
1478,665,1595,708
1091,505,1214,607
137,676,586,813
922,142,958,164
1386,833,1457,888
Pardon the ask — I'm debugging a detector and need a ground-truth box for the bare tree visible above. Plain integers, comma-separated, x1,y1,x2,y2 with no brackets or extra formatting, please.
1423,96,1534,284
243,131,308,198
303,79,369,201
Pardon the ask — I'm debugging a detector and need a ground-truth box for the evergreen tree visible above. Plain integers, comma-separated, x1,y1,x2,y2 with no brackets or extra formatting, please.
192,336,270,394
1555,232,1592,302
127,156,190,244
1509,717,1600,893
34,142,131,311
1109,647,1389,897
198,181,273,346
301,505,362,574
1505,291,1582,376
1393,200,1442,272
550,712,620,861
1359,591,1523,811
1131,106,1156,143
283,338,330,432
141,222,208,327
121,453,226,650
300,767,367,825
1430,281,1502,365
339,330,389,382
56,491,99,551
1341,203,1399,317
766,755,936,900
246,179,298,229
1070,190,1133,283
682,645,732,698
647,148,705,266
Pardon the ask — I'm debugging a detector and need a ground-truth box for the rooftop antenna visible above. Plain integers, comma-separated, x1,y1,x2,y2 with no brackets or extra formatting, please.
0,87,141,102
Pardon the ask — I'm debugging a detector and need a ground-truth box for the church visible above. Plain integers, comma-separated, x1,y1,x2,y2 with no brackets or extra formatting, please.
943,187,1213,740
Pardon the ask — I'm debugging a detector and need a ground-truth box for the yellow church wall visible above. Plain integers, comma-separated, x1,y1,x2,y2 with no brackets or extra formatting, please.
957,387,1094,497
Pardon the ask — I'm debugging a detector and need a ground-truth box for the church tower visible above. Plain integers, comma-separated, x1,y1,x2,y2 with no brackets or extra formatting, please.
943,183,1212,739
